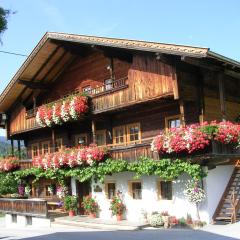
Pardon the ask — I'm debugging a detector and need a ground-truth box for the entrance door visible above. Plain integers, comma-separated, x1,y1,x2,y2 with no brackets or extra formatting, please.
76,181,91,215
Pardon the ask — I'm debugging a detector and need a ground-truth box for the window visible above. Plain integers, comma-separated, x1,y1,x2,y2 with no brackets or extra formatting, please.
42,141,50,154
26,216,32,226
32,144,39,158
55,138,63,152
127,123,141,143
82,85,92,94
75,134,88,146
11,214,17,223
157,181,172,200
165,115,181,129
129,181,142,200
113,123,141,145
113,126,125,145
105,182,116,199
96,130,106,146
104,78,113,91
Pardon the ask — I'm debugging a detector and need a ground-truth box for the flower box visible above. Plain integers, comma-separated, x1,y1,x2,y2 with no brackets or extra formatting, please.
36,94,89,127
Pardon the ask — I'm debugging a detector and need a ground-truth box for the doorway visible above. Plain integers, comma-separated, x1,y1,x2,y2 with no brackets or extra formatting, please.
76,181,91,214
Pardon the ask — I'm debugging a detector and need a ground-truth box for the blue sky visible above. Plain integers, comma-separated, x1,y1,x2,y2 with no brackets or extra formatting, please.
0,0,240,136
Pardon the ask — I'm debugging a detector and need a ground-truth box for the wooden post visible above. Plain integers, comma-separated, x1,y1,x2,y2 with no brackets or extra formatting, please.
17,140,21,160
33,96,36,113
11,139,14,156
218,73,226,121
179,99,185,126
198,73,205,123
92,120,96,144
52,129,55,152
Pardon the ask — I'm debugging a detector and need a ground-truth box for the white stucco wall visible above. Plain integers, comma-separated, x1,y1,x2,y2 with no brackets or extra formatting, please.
90,165,234,223
200,165,234,223
91,172,197,222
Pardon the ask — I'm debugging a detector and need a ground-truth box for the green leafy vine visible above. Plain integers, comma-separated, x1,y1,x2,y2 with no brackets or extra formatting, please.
12,157,205,185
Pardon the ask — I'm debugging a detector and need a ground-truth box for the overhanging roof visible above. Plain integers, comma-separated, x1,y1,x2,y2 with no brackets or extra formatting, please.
0,32,240,112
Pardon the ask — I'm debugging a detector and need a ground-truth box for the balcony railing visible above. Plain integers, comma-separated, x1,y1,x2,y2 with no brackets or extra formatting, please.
0,198,48,218
25,77,128,120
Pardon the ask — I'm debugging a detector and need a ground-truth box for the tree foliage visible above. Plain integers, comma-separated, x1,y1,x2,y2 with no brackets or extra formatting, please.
0,6,10,36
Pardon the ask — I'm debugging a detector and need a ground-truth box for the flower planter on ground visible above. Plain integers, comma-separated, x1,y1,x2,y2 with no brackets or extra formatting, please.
82,195,99,217
109,191,126,221
116,214,123,221
69,210,76,217
89,213,97,218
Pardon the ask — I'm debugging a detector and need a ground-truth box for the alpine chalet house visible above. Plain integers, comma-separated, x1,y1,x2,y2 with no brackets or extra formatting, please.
0,32,240,226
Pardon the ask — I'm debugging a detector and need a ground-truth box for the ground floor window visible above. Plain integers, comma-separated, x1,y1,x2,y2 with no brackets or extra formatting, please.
105,182,116,199
157,180,172,200
129,181,142,199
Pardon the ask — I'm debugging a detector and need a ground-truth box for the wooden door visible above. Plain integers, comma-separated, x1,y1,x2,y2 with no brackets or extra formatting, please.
76,181,91,214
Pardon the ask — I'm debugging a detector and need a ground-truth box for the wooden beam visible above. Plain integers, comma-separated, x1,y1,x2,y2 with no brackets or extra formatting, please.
10,46,62,112
179,99,185,126
218,73,226,121
11,139,14,156
91,120,96,144
17,140,21,160
51,129,55,152
18,79,48,89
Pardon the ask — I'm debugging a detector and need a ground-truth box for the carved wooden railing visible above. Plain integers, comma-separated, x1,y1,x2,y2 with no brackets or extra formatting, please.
0,198,48,217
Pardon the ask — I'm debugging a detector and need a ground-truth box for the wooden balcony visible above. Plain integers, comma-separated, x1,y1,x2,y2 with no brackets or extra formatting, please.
9,72,175,136
0,198,48,217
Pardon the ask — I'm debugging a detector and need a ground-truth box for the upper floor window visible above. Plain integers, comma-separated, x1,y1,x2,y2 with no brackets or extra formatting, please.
32,144,39,158
75,134,88,146
113,126,125,145
55,138,63,152
165,115,181,129
96,130,106,146
42,141,50,154
113,123,141,145
127,123,141,143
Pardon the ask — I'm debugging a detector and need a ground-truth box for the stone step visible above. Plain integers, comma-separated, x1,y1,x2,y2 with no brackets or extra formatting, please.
53,216,148,231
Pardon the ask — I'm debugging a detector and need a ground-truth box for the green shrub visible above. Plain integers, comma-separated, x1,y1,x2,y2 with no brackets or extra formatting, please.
64,195,78,211
0,172,18,195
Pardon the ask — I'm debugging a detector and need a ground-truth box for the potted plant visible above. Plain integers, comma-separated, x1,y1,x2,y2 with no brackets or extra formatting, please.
109,192,126,221
64,195,78,217
161,211,170,228
82,195,99,218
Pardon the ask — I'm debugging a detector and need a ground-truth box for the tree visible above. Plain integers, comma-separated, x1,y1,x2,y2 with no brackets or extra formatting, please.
0,6,10,38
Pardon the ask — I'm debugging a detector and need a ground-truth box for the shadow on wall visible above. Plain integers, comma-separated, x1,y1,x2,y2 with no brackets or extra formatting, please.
1,229,239,240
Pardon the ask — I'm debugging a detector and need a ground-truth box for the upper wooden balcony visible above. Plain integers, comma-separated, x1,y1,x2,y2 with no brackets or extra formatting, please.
9,74,176,135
